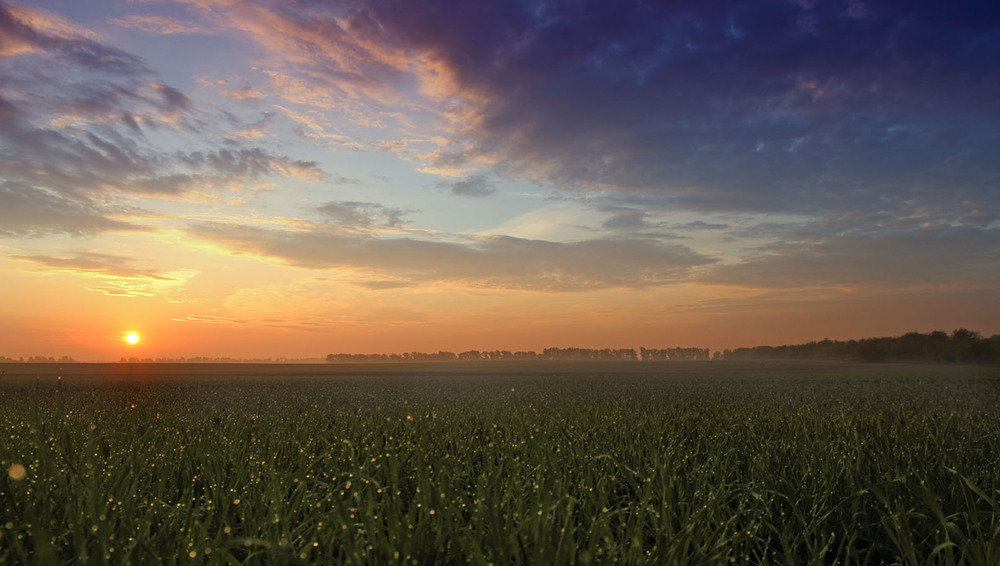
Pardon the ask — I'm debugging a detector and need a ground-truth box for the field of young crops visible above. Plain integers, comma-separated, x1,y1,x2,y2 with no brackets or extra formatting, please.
2,361,999,564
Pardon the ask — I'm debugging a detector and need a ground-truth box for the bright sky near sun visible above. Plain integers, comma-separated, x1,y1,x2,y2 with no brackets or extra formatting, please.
0,0,998,360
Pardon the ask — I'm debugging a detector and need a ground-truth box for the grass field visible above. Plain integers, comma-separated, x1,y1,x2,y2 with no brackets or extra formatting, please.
2,361,1000,564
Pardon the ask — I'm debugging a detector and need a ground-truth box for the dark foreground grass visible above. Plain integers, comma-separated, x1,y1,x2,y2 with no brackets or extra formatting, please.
2,361,1000,564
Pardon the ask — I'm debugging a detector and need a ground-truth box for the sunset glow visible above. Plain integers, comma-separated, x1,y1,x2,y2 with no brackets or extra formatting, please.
0,1,997,361
126,333,140,345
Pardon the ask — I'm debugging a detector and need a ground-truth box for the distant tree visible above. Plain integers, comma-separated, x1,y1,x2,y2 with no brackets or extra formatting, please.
857,339,889,363
721,329,998,365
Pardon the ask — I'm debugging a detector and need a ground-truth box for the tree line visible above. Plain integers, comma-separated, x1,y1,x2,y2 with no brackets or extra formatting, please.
326,330,1000,365
326,346,710,363
0,355,76,363
719,329,1000,364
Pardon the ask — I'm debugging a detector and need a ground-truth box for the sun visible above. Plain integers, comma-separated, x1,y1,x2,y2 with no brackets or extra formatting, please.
125,333,140,345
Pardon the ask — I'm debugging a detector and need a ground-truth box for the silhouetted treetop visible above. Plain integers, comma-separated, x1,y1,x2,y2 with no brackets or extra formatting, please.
720,329,999,364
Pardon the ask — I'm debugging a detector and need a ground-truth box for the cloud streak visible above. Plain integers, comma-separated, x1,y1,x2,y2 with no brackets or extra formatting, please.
0,181,143,237
8,251,198,297
186,222,713,292
1,1,147,73
107,14,210,35
444,175,497,198
0,2,327,237
704,226,1000,290
316,201,413,230
10,251,174,280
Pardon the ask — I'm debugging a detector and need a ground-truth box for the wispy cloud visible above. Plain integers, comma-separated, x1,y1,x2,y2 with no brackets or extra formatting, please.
702,226,1000,290
442,175,497,198
8,251,198,297
108,14,210,35
170,314,247,325
316,201,413,230
0,1,327,238
178,148,322,181
0,181,144,237
354,280,419,291
185,221,713,292
1,2,146,73
11,252,171,279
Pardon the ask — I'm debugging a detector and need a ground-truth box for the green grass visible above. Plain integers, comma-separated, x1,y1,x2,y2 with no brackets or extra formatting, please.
2,361,1000,564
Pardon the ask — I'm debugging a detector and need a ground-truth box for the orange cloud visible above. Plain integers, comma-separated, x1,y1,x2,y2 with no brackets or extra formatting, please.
8,252,199,298
107,14,209,35
5,3,98,41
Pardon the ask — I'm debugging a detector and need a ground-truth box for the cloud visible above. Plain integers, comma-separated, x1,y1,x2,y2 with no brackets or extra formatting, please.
0,93,169,197
226,112,274,141
193,1,1000,224
443,175,497,197
0,2,147,74
272,104,364,148
171,314,247,325
0,8,187,198
677,221,729,231
0,3,331,240
107,14,209,35
185,221,713,292
354,280,419,290
7,251,198,297
0,86,322,229
316,201,412,229
703,226,1000,290
601,209,651,232
153,82,192,115
1,3,97,42
178,148,322,181
10,251,174,280
0,181,143,237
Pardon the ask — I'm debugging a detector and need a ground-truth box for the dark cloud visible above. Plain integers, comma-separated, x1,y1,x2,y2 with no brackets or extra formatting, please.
596,204,730,236
0,7,190,223
703,226,1000,289
153,83,192,114
0,92,165,233
107,14,210,36
443,175,498,197
0,3,331,240
0,89,321,231
186,222,713,292
601,209,650,232
354,280,419,290
316,201,412,229
321,0,1000,220
0,181,143,237
120,111,142,133
9,251,174,280
0,91,310,200
129,174,196,195
191,0,1000,224
0,94,165,196
179,148,321,180
677,221,729,231
0,2,148,74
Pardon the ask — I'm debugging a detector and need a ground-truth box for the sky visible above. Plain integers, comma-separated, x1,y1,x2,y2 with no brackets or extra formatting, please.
1,0,998,361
